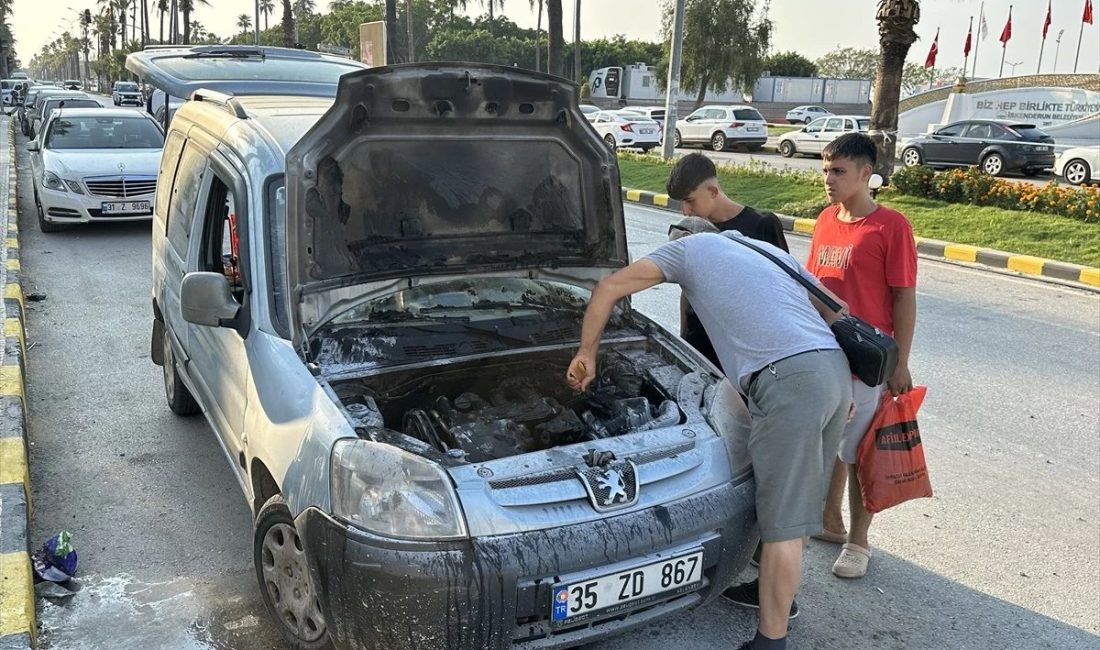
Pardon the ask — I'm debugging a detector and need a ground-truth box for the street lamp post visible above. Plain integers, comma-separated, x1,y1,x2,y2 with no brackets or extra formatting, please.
661,0,685,160
1005,60,1023,76
1052,29,1064,72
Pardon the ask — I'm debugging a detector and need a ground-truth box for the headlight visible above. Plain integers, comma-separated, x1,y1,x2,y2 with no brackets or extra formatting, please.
64,180,83,194
330,439,467,540
42,171,65,192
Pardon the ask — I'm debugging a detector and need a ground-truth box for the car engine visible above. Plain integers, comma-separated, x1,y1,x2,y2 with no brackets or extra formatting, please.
331,349,697,463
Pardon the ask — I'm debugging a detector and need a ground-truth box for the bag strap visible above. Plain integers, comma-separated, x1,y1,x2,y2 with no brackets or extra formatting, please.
723,233,844,314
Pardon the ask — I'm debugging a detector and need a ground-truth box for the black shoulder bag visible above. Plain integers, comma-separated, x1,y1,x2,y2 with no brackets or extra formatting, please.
726,235,898,387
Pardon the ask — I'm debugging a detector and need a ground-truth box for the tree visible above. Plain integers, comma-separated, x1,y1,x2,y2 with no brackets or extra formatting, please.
157,0,168,42
385,0,398,62
260,0,274,30
237,13,252,33
282,0,294,46
117,0,130,49
546,0,562,75
871,0,921,185
660,0,773,109
482,0,503,24
179,0,211,44
764,51,816,77
815,47,878,79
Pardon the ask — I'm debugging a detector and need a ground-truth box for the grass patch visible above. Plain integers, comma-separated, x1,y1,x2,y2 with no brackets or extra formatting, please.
617,154,1100,267
768,124,800,137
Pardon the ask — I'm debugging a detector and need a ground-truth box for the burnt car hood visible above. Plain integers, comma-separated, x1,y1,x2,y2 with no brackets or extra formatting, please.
285,63,628,345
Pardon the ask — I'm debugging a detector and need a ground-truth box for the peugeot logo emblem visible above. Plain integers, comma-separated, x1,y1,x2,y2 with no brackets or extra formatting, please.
117,162,125,172
576,459,640,512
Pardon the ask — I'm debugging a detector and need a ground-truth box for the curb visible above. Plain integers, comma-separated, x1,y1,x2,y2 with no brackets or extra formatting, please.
621,187,1100,289
0,117,34,649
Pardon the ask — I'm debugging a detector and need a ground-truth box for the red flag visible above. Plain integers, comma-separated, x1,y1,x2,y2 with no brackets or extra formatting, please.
1085,0,1095,24
1000,7,1013,44
925,28,940,68
964,20,973,56
1043,0,1052,38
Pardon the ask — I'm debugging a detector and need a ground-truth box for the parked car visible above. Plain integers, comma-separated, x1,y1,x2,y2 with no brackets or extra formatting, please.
129,46,757,650
673,104,767,151
62,79,82,90
27,107,164,232
1054,146,1099,186
590,109,662,152
25,89,88,138
17,86,53,135
112,80,144,106
32,95,101,137
900,119,1056,177
1,79,22,108
579,103,600,118
785,105,832,124
777,115,870,158
623,105,666,129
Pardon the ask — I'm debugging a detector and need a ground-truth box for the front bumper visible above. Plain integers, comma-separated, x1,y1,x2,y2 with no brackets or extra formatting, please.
38,185,154,224
116,95,143,106
301,477,756,650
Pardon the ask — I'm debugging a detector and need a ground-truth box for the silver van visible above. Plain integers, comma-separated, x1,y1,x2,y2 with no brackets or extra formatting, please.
130,45,756,650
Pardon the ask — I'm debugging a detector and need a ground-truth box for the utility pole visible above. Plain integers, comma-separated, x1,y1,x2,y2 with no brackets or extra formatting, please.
255,0,260,44
572,0,580,82
406,0,415,62
661,0,685,160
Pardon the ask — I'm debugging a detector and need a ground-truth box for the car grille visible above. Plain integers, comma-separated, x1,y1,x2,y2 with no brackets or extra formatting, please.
83,176,156,198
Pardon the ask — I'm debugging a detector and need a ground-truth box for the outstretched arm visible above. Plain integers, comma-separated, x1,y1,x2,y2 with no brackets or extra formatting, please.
566,259,667,391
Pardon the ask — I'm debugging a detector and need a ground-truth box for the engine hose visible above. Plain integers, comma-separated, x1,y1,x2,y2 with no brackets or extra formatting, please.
633,400,680,432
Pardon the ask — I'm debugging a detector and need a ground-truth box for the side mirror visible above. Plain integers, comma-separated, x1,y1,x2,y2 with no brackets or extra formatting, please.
181,272,240,327
26,141,39,152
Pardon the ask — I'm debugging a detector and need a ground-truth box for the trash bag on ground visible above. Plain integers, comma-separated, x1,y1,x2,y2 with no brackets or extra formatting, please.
32,531,78,582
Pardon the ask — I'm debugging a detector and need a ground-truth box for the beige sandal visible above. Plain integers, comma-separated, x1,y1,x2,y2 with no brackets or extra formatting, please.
832,543,872,579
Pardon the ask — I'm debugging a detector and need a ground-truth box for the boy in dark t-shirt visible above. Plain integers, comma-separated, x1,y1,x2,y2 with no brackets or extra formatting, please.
666,154,790,370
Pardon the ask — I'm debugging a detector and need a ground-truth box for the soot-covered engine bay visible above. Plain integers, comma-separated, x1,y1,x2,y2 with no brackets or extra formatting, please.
331,348,703,463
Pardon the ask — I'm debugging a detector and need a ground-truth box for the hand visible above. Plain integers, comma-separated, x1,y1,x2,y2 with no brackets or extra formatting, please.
887,364,912,396
566,352,597,392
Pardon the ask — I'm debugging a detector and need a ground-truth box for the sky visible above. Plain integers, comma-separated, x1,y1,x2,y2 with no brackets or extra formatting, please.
11,0,1100,77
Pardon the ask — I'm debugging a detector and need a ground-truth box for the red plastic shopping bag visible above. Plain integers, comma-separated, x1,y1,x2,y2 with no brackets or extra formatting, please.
856,386,933,514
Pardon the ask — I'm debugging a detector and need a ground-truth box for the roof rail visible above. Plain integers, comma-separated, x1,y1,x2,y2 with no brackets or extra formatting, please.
191,88,248,119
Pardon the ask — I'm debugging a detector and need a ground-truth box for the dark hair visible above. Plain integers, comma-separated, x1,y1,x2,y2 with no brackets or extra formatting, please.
666,153,717,199
822,132,878,168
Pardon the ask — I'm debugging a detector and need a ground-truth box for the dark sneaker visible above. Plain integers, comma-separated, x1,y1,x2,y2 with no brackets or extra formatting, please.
735,642,755,650
721,579,800,620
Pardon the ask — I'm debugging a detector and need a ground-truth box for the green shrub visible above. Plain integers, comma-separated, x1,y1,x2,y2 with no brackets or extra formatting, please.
890,165,935,196
777,198,832,218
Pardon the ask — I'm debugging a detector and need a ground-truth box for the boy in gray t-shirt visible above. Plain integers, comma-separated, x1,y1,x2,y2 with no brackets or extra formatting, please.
566,230,852,650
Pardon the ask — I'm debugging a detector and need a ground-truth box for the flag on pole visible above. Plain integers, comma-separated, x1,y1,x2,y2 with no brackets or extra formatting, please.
1085,0,1094,24
925,28,940,68
965,19,973,56
1043,0,1052,37
981,11,989,38
1000,7,1013,44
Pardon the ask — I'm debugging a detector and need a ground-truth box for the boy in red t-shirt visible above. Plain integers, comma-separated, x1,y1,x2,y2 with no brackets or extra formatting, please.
806,133,917,580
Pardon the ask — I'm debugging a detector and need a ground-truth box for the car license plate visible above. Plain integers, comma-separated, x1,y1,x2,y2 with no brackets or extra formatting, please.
101,200,150,214
746,125,761,132
550,550,703,625
640,128,654,134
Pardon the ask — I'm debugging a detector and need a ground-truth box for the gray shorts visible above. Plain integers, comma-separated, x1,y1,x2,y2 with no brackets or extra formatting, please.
743,349,852,542
838,380,887,464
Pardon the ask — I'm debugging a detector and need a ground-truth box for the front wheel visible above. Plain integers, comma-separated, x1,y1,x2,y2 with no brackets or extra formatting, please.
901,147,923,167
255,495,332,650
1063,159,1091,186
711,132,727,151
35,191,64,233
162,328,200,415
804,117,813,124
779,140,796,158
981,152,1006,176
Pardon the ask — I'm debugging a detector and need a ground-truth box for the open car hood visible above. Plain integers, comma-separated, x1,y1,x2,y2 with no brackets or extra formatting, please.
285,63,628,349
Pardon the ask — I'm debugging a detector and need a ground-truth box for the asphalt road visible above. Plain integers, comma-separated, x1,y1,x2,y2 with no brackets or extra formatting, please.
16,132,1099,648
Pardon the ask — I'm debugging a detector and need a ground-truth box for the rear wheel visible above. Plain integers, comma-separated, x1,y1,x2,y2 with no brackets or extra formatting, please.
711,132,727,151
981,152,1006,176
1063,159,1091,186
804,117,813,124
162,327,200,415
255,495,332,650
673,129,682,148
603,134,617,151
779,140,796,158
901,147,923,167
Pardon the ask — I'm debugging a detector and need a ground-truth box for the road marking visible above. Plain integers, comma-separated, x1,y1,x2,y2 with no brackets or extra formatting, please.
653,194,670,207
0,438,27,487
0,551,34,637
4,258,18,272
944,244,979,263
0,365,22,399
1080,268,1100,287
793,218,816,234
4,237,16,249
1007,255,1045,275
625,189,642,202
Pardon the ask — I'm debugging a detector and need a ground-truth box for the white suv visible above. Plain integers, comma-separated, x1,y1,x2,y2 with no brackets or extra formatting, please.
673,104,767,151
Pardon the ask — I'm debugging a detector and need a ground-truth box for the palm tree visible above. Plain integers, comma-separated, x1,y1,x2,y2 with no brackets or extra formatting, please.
179,0,209,45
482,0,503,22
547,0,562,76
281,0,293,46
385,0,397,62
237,13,252,33
116,0,130,46
871,0,921,184
157,0,168,43
259,0,274,30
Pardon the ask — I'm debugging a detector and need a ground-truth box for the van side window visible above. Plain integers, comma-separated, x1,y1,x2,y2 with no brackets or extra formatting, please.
166,143,207,255
198,175,245,300
155,131,186,231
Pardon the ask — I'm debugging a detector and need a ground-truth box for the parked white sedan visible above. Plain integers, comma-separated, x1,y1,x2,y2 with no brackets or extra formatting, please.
1054,146,1099,186
590,109,662,152
28,107,164,232
777,115,870,158
785,105,832,124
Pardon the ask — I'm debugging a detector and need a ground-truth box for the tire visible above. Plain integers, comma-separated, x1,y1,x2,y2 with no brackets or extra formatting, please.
710,132,727,152
901,147,923,167
162,327,200,415
673,129,682,148
779,140,796,158
254,495,332,650
603,134,617,151
981,152,1006,176
34,191,64,233
1063,159,1091,186
804,117,813,124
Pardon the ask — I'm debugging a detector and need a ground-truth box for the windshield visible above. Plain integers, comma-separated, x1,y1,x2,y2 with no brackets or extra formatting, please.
46,116,164,150
116,83,139,92
733,108,764,121
1010,125,1051,141
45,99,98,114
857,119,870,130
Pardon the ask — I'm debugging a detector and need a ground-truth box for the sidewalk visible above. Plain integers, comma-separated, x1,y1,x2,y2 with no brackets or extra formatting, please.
621,187,1100,289
0,115,34,650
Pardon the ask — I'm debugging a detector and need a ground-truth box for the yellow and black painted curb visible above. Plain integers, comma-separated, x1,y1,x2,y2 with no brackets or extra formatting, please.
0,117,34,649
622,187,1100,289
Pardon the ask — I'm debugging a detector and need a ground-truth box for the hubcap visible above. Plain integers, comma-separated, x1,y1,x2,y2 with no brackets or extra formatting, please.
604,135,616,150
712,134,725,150
262,523,326,642
674,131,681,147
984,155,1002,175
1066,162,1087,184
903,150,919,166
781,142,792,155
